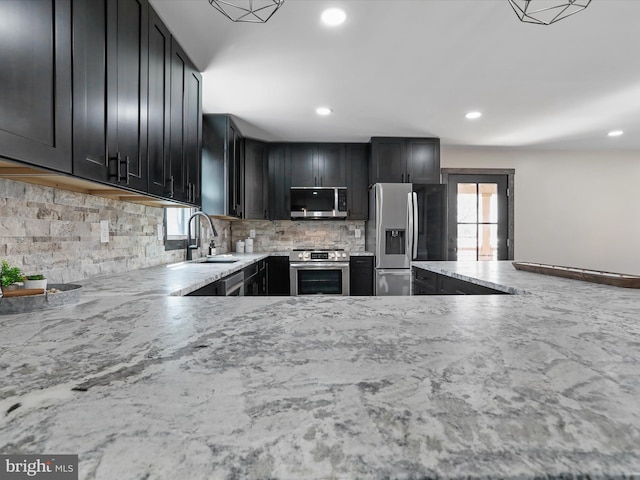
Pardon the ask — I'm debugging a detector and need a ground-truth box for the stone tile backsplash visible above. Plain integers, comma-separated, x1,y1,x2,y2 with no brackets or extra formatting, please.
230,219,366,253
0,178,366,284
0,178,230,283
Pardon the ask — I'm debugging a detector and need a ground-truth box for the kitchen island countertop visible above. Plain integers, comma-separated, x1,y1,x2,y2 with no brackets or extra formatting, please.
1,260,639,479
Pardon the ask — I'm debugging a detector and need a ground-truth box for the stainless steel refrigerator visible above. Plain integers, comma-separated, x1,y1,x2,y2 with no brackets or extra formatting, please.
366,183,447,295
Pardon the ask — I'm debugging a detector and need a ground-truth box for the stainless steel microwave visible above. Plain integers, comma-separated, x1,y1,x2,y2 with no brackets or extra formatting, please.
290,187,347,219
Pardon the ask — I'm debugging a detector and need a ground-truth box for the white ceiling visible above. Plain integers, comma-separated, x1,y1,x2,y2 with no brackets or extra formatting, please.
150,0,640,150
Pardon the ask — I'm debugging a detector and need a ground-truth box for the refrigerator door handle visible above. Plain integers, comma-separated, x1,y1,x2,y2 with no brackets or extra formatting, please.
412,192,418,259
406,192,413,260
376,185,382,268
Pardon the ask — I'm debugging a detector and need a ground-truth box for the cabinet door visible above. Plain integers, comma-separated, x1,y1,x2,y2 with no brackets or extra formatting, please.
349,256,374,296
184,65,202,206
73,0,148,188
346,143,369,219
406,138,440,184
267,144,291,220
244,139,268,219
115,0,149,192
201,115,226,214
267,256,290,295
227,120,242,216
0,0,72,173
318,143,346,186
289,144,316,187
169,38,189,202
72,0,113,182
147,8,171,197
370,137,406,183
412,268,438,294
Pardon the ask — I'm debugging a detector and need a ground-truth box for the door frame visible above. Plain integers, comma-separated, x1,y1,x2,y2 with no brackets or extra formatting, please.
441,168,515,260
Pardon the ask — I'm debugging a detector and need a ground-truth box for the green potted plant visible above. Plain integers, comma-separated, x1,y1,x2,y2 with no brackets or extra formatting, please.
1,260,24,292
23,274,47,290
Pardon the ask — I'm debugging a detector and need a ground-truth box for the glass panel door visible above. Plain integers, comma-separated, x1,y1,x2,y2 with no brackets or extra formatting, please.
448,175,508,261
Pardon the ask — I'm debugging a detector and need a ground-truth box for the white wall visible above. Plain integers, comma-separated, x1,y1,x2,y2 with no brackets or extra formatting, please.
441,146,640,275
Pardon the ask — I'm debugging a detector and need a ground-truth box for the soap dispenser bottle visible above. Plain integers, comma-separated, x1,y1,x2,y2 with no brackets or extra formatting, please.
208,240,216,256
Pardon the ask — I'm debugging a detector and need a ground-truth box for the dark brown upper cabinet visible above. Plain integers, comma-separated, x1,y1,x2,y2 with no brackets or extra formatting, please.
370,137,440,184
147,7,172,199
243,138,268,220
0,0,72,173
289,143,347,187
73,0,149,192
169,38,202,205
201,114,242,217
267,143,291,220
346,143,369,220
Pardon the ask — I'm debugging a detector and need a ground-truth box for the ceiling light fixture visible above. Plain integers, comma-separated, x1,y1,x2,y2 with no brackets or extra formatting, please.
321,8,346,27
507,0,591,25
465,111,482,120
316,107,332,116
208,0,285,23
608,130,624,137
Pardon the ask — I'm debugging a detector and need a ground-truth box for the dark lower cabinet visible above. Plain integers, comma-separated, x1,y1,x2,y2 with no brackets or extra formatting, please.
413,267,438,295
350,256,374,296
185,280,224,296
412,267,508,295
0,0,72,173
267,256,290,295
188,258,282,297
244,259,267,296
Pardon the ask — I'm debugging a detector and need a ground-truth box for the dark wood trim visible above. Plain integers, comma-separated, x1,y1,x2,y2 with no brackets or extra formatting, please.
441,168,515,261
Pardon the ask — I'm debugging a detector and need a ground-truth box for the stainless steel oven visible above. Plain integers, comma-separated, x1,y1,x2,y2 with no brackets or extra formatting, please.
289,250,350,296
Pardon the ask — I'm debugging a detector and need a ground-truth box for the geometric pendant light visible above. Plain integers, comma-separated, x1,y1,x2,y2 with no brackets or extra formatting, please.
208,0,285,23
507,0,592,25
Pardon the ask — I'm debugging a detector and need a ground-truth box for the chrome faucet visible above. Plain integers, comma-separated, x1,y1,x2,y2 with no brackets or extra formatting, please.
186,211,218,261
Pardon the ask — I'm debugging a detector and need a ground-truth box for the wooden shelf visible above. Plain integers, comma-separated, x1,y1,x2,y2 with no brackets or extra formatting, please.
512,261,640,289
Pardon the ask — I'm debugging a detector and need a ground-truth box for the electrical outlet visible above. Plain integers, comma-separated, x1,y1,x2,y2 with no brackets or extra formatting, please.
355,228,361,239
157,224,163,241
249,229,256,238
100,220,109,243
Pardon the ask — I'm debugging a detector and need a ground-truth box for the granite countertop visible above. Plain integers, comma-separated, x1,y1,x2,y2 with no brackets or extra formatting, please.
1,259,639,479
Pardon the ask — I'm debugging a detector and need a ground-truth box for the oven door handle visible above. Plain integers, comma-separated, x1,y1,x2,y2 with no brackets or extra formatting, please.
290,262,349,269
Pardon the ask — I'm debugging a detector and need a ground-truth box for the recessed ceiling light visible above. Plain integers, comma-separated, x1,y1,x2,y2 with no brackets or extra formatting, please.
321,8,346,26
316,107,332,116
608,130,624,137
465,111,482,120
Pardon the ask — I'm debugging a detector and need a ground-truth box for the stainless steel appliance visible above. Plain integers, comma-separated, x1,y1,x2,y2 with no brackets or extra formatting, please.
366,183,447,295
290,187,347,219
289,249,350,295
